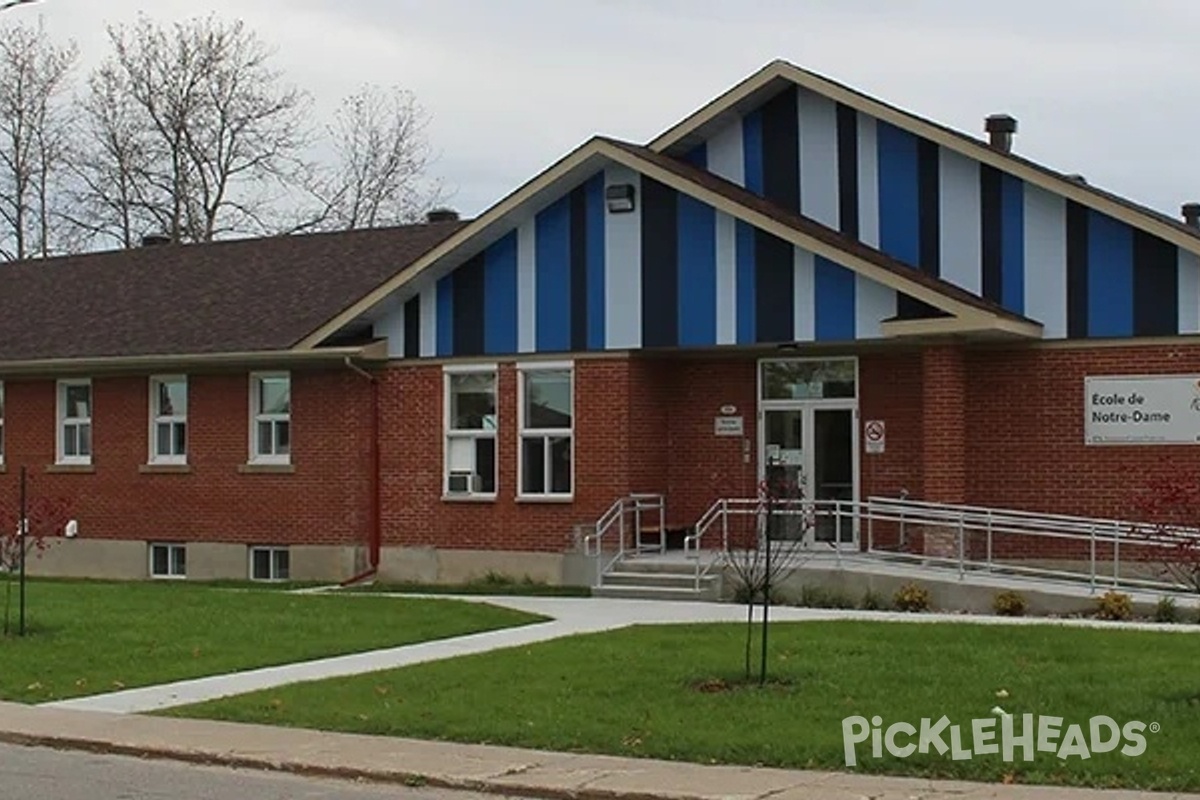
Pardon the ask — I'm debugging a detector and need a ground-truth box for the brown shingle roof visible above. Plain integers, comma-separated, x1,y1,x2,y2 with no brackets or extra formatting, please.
0,223,464,362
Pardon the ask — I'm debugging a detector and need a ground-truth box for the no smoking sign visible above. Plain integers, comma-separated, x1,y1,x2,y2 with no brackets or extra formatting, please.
864,420,885,454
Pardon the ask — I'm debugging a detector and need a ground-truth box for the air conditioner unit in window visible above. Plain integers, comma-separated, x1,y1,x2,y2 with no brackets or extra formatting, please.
447,470,481,494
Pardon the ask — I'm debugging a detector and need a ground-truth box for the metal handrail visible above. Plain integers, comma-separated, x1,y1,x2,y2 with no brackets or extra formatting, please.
582,493,666,587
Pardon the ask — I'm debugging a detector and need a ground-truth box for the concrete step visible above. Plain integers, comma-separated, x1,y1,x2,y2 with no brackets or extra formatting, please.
593,584,719,602
605,557,702,576
603,571,715,590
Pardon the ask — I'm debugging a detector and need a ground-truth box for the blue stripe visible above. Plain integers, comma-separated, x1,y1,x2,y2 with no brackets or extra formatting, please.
876,122,920,265
743,110,764,194
1000,174,1025,313
1087,210,1134,337
814,256,856,341
685,143,707,168
535,197,571,352
436,275,454,356
585,175,606,350
735,221,756,344
483,232,518,354
677,195,717,346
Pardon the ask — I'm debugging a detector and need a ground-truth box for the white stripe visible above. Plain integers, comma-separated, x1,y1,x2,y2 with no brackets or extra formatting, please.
938,147,982,295
715,211,737,345
375,303,404,358
1179,249,1200,334
604,166,642,349
517,219,537,353
793,247,816,342
418,283,437,357
855,275,896,339
856,113,880,248
707,119,744,186
797,89,839,228
1023,185,1067,339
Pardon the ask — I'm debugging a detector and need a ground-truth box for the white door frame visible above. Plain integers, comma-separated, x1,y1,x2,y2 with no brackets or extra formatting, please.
756,357,860,548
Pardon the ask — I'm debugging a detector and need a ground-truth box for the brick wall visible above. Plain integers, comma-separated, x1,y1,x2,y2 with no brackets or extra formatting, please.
0,369,373,549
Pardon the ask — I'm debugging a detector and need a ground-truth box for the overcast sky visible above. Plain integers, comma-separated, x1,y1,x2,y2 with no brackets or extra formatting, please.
11,0,1200,220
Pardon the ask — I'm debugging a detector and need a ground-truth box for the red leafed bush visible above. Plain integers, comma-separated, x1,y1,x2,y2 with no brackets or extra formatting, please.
0,495,73,571
1129,477,1200,593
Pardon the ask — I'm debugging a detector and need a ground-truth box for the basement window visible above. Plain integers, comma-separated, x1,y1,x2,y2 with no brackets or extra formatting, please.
149,543,187,579
249,546,290,582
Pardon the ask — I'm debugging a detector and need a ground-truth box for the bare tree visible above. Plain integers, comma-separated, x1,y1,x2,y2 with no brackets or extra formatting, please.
0,21,77,260
306,85,442,231
75,14,312,245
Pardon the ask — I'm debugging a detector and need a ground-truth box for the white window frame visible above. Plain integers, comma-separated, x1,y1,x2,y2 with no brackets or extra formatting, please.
249,372,291,465
56,379,92,466
149,542,187,579
149,375,188,465
249,546,290,582
443,363,498,499
517,361,574,500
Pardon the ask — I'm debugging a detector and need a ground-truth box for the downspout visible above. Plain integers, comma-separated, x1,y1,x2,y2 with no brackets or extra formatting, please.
341,355,382,586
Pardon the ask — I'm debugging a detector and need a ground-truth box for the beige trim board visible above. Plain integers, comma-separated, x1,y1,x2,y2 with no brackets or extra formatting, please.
300,138,1035,350
650,61,1200,257
881,315,1043,340
0,344,382,378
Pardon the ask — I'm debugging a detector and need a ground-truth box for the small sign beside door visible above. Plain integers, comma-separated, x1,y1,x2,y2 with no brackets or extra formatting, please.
864,419,885,454
714,416,744,436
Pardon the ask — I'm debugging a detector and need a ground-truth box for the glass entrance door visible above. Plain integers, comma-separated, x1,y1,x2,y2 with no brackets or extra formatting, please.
813,408,855,545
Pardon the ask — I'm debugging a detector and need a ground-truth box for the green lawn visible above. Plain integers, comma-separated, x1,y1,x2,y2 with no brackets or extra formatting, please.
0,580,543,704
169,621,1200,792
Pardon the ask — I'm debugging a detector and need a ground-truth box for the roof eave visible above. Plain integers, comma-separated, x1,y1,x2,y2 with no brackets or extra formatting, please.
880,315,1043,340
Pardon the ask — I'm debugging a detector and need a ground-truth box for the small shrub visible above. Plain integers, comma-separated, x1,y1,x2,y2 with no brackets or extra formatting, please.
1154,596,1181,624
858,589,890,611
992,590,1028,617
1094,590,1133,621
471,571,516,587
796,585,854,609
892,582,931,613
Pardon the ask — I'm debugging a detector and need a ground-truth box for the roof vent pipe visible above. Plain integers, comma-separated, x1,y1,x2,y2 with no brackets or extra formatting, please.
141,234,171,247
1183,203,1200,229
985,114,1018,153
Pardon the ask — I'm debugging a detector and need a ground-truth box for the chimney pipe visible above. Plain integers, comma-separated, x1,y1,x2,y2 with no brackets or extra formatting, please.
985,114,1018,153
1183,203,1200,229
141,234,171,247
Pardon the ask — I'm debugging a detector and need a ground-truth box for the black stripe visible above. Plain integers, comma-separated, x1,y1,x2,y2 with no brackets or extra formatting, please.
761,87,799,213
755,230,794,342
980,164,1003,304
1066,201,1090,338
403,295,420,358
1133,231,1178,336
570,186,588,351
640,177,678,348
452,254,485,356
836,103,859,238
917,138,940,276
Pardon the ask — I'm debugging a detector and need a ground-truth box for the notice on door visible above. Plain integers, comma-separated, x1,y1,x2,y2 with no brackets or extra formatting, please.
1085,376,1200,445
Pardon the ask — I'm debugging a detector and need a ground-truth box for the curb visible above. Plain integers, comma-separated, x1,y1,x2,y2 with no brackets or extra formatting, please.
0,730,682,800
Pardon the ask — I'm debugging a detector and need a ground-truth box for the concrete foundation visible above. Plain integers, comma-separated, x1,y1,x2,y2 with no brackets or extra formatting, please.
377,547,566,585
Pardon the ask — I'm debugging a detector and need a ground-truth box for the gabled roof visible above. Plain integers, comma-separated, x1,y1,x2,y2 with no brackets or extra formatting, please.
301,137,1042,348
0,222,463,365
650,60,1200,255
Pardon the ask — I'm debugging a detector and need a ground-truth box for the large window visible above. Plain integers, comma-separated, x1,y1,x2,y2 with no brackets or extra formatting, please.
149,543,187,579
444,367,497,497
251,373,290,463
57,379,92,465
519,365,573,497
150,375,188,464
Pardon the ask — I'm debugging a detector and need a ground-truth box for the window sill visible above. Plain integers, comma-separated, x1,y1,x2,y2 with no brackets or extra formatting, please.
150,574,187,580
239,463,295,475
140,464,192,475
441,494,497,503
516,494,575,504
46,463,95,474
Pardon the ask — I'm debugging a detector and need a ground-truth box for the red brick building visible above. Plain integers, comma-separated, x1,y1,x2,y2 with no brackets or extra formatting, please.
7,62,1200,583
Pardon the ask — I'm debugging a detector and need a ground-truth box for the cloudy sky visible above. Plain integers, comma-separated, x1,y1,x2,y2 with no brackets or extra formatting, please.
10,0,1200,220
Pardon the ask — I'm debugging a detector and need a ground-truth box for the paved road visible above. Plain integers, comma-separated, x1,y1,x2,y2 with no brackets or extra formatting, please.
0,743,507,800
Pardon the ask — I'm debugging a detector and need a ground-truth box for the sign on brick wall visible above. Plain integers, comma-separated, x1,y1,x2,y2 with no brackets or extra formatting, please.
1085,376,1200,445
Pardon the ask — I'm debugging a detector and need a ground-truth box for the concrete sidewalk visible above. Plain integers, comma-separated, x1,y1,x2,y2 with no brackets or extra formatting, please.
43,595,1200,715
1,701,1195,800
